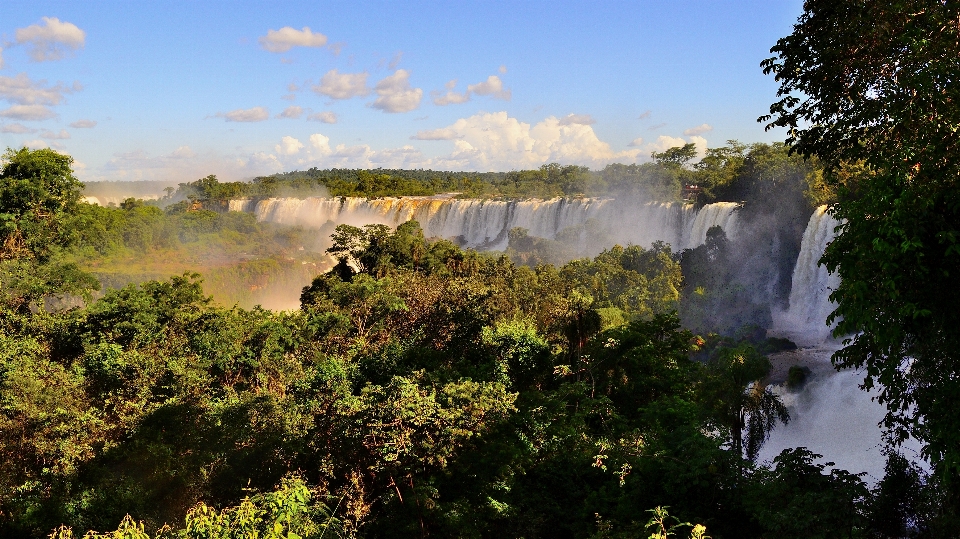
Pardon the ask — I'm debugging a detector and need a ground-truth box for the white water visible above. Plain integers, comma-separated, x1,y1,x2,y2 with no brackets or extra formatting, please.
764,205,924,483
229,197,741,252
773,206,842,344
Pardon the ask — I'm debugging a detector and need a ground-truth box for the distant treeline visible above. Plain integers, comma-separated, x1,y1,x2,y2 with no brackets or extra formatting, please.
86,141,834,208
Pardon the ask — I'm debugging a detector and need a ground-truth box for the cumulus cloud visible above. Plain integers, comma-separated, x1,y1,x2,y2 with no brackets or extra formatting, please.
371,69,422,113
275,135,304,156
415,111,639,170
431,79,470,106
15,17,86,62
499,65,507,74
645,135,708,160
313,69,369,99
268,132,438,170
683,123,713,136
468,75,510,100
40,129,69,139
627,137,644,147
0,73,79,106
69,119,96,128
276,105,303,119
558,113,595,126
215,106,269,122
259,26,328,53
0,104,57,120
309,134,331,154
0,123,35,134
307,111,337,123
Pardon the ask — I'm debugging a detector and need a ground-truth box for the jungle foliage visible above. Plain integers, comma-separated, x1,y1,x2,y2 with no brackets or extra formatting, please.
2,145,942,537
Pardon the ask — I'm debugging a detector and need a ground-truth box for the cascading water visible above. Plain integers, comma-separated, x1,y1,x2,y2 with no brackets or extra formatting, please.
773,205,842,344
231,196,741,252
762,205,923,483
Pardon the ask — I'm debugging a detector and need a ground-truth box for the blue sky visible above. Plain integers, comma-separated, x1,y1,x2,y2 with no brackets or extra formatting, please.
0,1,804,182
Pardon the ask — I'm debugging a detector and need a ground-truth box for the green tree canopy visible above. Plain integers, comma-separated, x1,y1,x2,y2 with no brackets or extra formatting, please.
0,147,83,261
761,0,960,491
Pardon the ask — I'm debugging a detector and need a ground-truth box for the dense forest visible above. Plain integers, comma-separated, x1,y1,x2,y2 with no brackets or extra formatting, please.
0,140,948,538
6,1,960,532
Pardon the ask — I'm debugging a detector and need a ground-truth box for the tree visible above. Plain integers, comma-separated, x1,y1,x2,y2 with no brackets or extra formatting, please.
0,148,97,313
701,344,788,464
760,0,960,492
0,147,83,261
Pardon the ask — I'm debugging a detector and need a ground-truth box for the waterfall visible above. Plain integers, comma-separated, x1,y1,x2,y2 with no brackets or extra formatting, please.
775,206,842,344
233,196,741,253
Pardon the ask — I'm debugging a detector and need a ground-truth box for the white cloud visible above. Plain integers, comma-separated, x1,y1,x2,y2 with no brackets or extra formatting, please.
22,139,50,150
683,123,713,136
468,75,511,100
259,26,328,53
277,105,303,119
432,79,470,106
40,129,69,139
275,135,304,156
69,119,96,128
416,111,639,170
371,69,422,113
411,127,458,140
0,123,35,134
215,106,269,122
309,134,331,154
0,48,4,70
558,113,595,126
627,137,644,147
687,135,708,157
0,104,57,120
498,65,507,74
313,69,369,99
0,73,78,105
647,135,688,154
307,111,338,123
15,17,86,62
645,135,708,160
